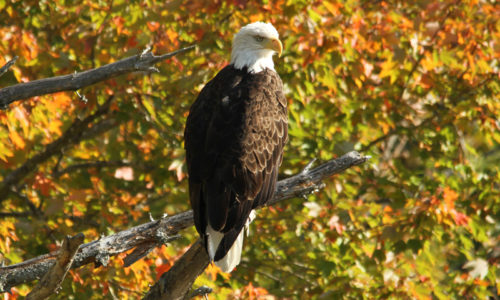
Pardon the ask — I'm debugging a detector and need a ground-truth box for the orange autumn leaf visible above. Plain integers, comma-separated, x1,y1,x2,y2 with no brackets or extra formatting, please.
205,263,220,281
419,73,434,89
53,92,72,109
113,16,126,35
33,173,54,196
147,21,160,32
155,263,171,280
243,282,269,300
443,187,458,210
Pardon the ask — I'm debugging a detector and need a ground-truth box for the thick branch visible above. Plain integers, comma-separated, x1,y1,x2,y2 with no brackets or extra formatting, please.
0,151,368,294
141,151,369,300
0,212,192,293
0,46,195,109
0,97,115,204
26,234,84,300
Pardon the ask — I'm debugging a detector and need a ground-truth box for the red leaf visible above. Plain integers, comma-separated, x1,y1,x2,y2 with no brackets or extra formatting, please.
155,263,171,280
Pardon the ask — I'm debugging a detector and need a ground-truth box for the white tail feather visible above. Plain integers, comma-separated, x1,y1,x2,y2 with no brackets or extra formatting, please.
214,228,244,272
206,210,256,273
206,224,224,261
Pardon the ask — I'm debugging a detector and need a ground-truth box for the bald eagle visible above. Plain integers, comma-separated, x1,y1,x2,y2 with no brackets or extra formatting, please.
184,22,288,272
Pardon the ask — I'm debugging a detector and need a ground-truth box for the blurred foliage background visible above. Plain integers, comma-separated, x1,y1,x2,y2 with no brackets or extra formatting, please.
0,0,499,299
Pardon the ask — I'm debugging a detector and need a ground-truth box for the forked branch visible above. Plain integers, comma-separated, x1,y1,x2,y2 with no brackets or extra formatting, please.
0,151,368,298
142,151,369,300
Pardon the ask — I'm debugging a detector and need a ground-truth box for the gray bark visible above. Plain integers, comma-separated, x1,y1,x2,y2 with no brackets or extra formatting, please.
0,46,194,109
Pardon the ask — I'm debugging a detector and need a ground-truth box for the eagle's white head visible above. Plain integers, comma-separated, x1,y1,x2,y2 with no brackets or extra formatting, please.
230,22,283,73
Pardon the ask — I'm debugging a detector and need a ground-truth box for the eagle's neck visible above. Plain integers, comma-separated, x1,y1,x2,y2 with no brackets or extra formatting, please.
230,49,275,73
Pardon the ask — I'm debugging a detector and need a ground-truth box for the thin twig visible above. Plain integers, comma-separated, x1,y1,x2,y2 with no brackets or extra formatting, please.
187,286,212,300
0,56,18,79
10,189,43,217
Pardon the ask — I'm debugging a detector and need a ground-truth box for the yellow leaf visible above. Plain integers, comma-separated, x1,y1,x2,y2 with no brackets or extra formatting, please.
9,130,25,149
379,57,396,79
354,78,363,88
323,2,341,15
0,144,13,162
48,119,63,135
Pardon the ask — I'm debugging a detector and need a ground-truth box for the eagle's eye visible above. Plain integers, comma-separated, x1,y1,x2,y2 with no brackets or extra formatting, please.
254,35,264,42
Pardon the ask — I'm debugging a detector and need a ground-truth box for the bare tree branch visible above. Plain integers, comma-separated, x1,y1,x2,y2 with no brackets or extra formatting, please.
0,96,116,205
0,211,192,293
0,56,18,79
80,117,119,140
270,151,368,205
0,151,369,296
141,151,369,300
26,234,85,300
0,46,195,109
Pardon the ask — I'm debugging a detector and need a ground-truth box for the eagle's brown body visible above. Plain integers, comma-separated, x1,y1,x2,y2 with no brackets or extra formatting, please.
184,65,288,261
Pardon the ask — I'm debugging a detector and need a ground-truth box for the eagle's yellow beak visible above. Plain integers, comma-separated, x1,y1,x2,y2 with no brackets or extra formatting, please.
265,38,283,57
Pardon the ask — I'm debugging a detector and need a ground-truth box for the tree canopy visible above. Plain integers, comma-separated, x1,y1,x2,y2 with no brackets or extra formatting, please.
0,0,499,299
